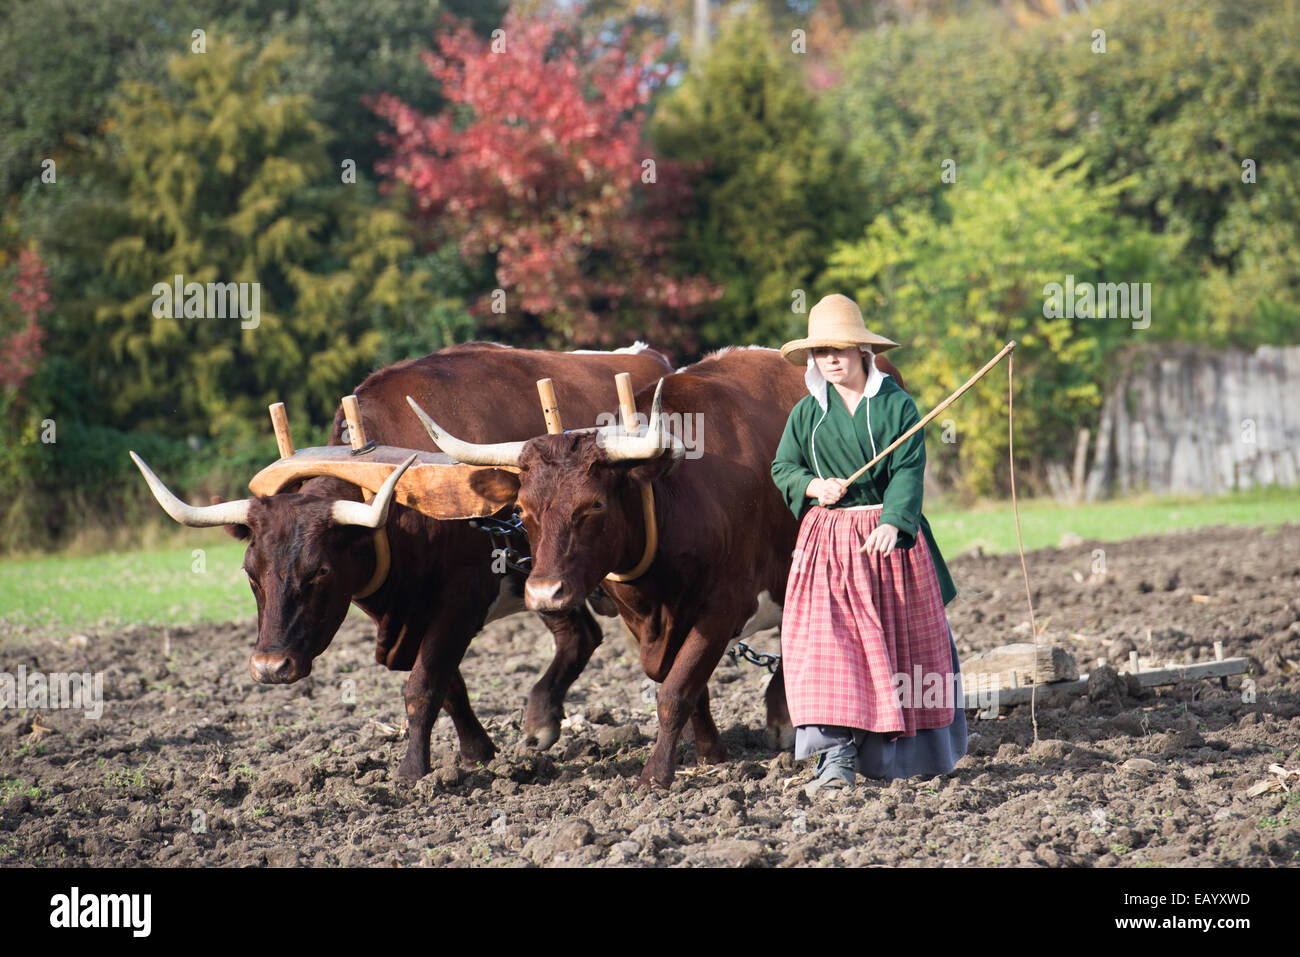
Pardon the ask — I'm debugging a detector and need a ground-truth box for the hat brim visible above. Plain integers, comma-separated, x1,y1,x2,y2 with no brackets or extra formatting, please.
780,335,899,367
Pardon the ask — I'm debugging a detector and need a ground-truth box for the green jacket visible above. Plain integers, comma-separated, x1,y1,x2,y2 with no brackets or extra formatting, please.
770,375,957,605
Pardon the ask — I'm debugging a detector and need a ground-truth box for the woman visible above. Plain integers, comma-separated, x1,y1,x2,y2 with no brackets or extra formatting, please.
770,294,967,796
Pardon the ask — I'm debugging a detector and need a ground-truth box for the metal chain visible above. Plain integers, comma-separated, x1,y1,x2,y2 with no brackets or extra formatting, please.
470,514,781,677
728,641,781,673
468,512,533,576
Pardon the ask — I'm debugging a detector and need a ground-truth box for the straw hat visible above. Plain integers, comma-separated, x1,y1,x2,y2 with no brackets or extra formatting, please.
779,294,899,366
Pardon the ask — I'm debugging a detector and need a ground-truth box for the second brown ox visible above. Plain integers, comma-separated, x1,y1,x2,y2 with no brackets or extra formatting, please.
409,347,906,786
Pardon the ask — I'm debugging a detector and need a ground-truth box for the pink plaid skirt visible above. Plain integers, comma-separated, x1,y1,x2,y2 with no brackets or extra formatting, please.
782,504,955,737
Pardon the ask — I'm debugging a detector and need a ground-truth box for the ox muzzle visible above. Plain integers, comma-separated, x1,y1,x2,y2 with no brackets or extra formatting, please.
524,577,586,613
249,652,311,684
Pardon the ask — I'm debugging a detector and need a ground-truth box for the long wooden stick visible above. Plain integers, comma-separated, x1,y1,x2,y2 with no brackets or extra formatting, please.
843,340,1017,488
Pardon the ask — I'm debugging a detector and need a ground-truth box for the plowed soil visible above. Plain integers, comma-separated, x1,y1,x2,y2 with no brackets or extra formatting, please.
3,523,1299,867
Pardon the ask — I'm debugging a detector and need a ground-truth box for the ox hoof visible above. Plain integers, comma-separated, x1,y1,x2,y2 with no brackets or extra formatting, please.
696,742,728,766
637,767,675,790
524,722,561,751
764,723,796,752
396,754,431,781
459,738,497,766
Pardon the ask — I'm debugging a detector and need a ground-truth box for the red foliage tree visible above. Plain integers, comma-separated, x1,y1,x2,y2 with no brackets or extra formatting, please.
371,11,718,349
1,247,50,394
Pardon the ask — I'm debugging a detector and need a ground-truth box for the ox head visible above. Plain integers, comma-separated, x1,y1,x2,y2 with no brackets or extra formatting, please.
407,382,680,614
129,452,415,683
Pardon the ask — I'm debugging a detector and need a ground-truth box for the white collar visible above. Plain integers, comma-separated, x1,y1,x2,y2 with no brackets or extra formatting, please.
806,351,887,412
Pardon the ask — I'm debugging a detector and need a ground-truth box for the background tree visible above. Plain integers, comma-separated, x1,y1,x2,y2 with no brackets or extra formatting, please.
824,155,1175,498
0,249,49,396
650,5,859,352
0,246,54,548
829,0,1300,347
372,9,718,349
526,0,884,62
0,1,501,550
44,36,442,440
0,0,508,199
0,0,186,199
211,0,509,182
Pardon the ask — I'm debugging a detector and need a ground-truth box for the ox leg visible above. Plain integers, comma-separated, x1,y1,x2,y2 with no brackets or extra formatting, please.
398,619,482,781
399,665,440,781
689,685,728,766
523,608,603,750
399,658,448,781
763,659,796,751
640,624,728,789
441,668,496,766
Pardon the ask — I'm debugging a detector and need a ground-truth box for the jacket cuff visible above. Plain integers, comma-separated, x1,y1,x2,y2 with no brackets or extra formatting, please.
879,508,917,548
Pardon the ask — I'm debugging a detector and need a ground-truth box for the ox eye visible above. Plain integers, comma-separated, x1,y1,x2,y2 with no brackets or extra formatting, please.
309,565,330,584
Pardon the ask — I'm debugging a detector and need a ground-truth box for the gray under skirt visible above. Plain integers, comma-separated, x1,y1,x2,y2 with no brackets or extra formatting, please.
793,621,968,781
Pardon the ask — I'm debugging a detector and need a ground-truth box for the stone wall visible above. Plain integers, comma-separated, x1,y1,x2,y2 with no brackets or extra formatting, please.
1083,344,1300,499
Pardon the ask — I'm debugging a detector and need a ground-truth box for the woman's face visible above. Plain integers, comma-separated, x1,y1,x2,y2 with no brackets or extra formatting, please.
813,345,869,386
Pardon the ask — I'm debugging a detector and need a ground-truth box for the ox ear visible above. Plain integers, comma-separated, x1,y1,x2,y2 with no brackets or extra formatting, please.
620,452,677,489
467,469,521,509
210,496,251,539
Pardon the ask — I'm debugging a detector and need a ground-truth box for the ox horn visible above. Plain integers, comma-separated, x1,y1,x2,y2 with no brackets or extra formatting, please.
599,378,673,462
330,453,418,528
130,451,252,527
405,396,527,467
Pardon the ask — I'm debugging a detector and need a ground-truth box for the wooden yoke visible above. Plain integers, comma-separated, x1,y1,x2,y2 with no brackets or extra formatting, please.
249,446,517,518
253,394,521,528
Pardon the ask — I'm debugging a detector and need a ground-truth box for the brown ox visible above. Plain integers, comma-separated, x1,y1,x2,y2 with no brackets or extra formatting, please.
131,342,672,780
409,347,906,786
